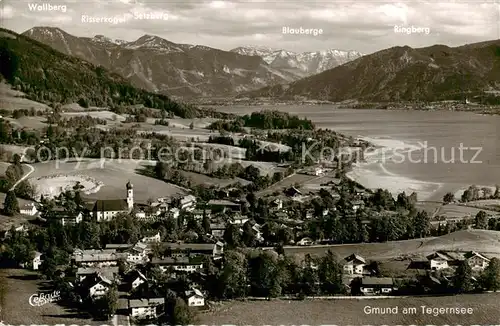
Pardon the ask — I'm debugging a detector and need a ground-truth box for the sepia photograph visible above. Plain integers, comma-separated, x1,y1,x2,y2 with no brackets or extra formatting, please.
0,0,500,325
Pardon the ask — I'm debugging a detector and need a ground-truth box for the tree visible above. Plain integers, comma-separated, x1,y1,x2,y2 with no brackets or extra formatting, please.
453,261,474,293
318,250,344,294
414,211,430,238
171,298,194,325
3,190,19,216
481,257,500,291
443,192,455,204
475,211,488,229
189,122,194,130
94,286,118,319
223,224,241,248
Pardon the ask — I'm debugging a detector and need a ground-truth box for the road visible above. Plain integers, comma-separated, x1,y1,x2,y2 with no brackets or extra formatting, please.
9,163,35,191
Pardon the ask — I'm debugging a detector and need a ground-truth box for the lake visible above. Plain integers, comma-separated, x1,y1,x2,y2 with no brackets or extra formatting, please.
215,105,500,201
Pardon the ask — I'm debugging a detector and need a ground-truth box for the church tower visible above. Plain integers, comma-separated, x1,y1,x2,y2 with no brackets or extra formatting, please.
126,181,134,210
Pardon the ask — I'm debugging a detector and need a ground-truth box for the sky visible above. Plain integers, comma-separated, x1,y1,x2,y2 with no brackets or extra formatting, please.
0,0,499,54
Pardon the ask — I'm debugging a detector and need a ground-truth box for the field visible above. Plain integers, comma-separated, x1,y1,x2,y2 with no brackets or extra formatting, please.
27,159,186,202
257,173,320,196
283,230,500,261
199,294,499,325
0,268,102,325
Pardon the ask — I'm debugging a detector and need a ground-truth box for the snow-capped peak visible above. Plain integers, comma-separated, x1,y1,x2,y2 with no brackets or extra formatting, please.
231,45,363,75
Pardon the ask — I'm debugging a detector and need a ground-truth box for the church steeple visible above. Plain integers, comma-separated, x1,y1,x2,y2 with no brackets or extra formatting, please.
126,181,134,210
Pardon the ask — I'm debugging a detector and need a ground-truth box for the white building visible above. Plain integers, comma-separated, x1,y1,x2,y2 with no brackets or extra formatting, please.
73,249,123,267
140,232,161,243
130,270,148,290
465,251,490,271
343,254,366,275
166,208,180,219
427,252,451,271
184,288,205,307
88,274,113,298
20,203,38,216
127,242,149,264
32,251,42,270
92,182,134,222
129,298,164,319
230,214,249,225
180,195,196,211
151,257,203,273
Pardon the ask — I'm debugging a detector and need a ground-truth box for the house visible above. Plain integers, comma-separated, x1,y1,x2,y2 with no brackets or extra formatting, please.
127,270,148,291
32,251,43,270
343,254,366,275
161,241,224,258
252,223,264,243
210,223,226,238
127,242,149,264
297,237,314,246
129,298,164,320
207,199,241,213
284,187,301,197
352,200,365,211
180,195,196,211
76,267,119,282
20,203,38,216
426,252,452,270
86,273,114,298
270,198,283,210
140,232,161,243
360,277,395,295
105,243,134,252
193,209,211,220
150,256,204,273
51,210,83,226
166,208,180,219
230,214,249,225
92,182,134,222
184,287,205,307
73,249,124,267
313,167,324,176
464,251,490,271
304,209,314,220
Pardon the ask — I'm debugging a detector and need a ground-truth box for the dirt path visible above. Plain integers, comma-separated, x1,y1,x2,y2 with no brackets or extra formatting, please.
9,164,35,191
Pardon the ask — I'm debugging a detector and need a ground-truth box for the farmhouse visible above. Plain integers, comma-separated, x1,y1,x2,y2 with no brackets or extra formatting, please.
150,256,204,273
360,277,395,295
125,270,148,291
129,298,164,320
180,194,196,211
73,249,124,267
464,251,490,271
92,181,134,222
207,199,241,213
427,252,452,270
82,273,114,298
76,266,119,282
161,241,224,258
343,254,366,275
210,223,226,238
127,242,149,264
20,203,38,216
51,209,83,226
184,287,205,307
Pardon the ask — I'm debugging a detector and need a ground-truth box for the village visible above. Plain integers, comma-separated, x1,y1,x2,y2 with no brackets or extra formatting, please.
2,171,500,325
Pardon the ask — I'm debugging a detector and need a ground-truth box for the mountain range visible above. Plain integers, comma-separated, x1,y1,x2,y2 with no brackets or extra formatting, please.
0,28,228,119
21,27,362,98
231,46,363,77
243,41,500,102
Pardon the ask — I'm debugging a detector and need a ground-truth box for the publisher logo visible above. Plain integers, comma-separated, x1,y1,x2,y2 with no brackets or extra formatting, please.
29,290,61,306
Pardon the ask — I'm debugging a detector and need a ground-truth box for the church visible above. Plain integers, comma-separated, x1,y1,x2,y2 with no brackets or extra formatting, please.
92,181,134,222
